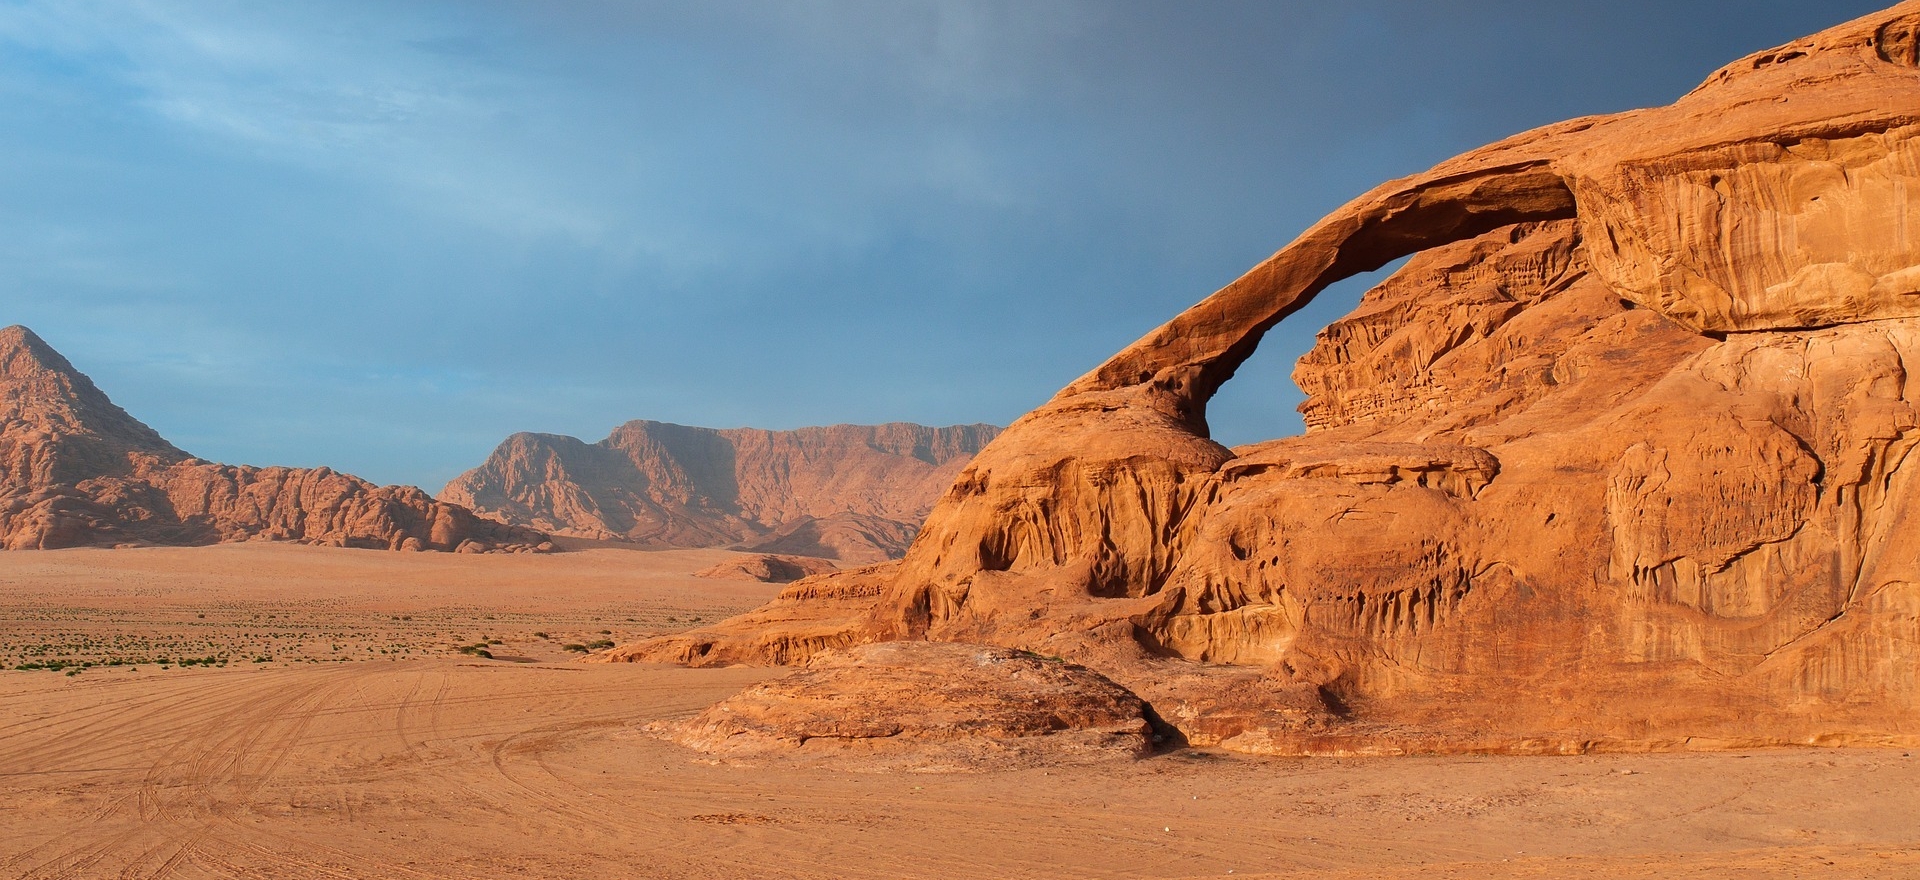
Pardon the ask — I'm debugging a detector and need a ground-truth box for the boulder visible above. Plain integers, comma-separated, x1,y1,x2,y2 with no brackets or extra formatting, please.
695,554,839,584
666,641,1154,771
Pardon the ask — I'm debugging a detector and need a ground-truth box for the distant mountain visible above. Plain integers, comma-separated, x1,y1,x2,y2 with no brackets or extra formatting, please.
0,325,547,552
441,420,1001,562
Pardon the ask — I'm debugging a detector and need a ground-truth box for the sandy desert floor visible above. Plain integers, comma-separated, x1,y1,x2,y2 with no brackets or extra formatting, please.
2,545,1917,879
0,542,778,671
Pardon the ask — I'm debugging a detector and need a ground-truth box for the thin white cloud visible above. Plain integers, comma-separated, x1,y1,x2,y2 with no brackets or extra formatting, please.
0,1,632,248
0,0,1127,293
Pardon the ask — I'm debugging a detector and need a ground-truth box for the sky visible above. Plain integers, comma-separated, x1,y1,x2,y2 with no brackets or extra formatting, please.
0,0,1889,490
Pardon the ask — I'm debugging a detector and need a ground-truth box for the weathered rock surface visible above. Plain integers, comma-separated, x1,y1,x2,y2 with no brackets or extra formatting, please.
441,421,998,562
0,326,548,553
695,554,838,584
609,4,1920,756
664,641,1153,771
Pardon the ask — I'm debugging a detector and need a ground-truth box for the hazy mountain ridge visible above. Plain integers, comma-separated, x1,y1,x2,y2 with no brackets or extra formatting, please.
441,420,1000,562
0,325,547,553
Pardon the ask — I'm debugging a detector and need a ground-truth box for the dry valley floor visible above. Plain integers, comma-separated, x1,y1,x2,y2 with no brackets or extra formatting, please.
1,545,1915,879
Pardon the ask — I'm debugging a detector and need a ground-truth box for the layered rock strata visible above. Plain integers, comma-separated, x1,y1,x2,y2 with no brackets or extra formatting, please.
607,4,1920,755
442,421,998,562
0,326,547,552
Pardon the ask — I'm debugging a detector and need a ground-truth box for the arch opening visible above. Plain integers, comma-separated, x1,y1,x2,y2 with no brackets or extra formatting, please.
1063,163,1580,419
1203,257,1410,447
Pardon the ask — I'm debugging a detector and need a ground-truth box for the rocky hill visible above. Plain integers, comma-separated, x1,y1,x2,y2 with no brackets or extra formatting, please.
441,421,999,563
606,3,1920,756
0,326,547,553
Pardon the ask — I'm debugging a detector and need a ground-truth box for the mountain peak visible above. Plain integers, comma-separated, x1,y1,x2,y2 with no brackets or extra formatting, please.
0,325,181,456
0,324,70,370
442,420,1002,561
0,324,548,552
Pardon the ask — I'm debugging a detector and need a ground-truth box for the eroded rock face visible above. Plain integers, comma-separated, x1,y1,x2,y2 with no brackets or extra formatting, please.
441,421,998,562
612,4,1920,755
0,326,548,553
665,641,1153,771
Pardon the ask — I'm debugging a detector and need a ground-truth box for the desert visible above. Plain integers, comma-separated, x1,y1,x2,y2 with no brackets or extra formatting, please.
5,543,1920,879
6,2,1920,878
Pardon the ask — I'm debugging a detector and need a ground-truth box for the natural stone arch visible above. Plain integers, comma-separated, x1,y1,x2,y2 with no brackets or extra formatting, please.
616,7,1920,757
886,0,1920,621
1060,159,1578,429
866,156,1584,616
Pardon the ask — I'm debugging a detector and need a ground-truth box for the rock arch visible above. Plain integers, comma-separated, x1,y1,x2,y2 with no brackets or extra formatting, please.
616,2,1920,755
1062,160,1578,424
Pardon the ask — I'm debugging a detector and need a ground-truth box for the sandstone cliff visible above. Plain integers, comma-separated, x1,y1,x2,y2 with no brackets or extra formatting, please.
606,4,1920,756
441,421,998,562
0,326,548,553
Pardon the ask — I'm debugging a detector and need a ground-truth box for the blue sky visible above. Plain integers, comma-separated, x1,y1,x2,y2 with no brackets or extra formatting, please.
0,1,1886,489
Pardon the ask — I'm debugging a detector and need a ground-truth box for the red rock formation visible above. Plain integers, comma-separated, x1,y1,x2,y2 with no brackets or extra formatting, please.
441,421,998,562
666,641,1153,771
695,554,838,584
0,326,548,553
606,4,1920,755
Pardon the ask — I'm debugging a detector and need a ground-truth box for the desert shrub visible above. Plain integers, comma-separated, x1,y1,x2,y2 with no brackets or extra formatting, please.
563,644,589,653
1015,649,1068,663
